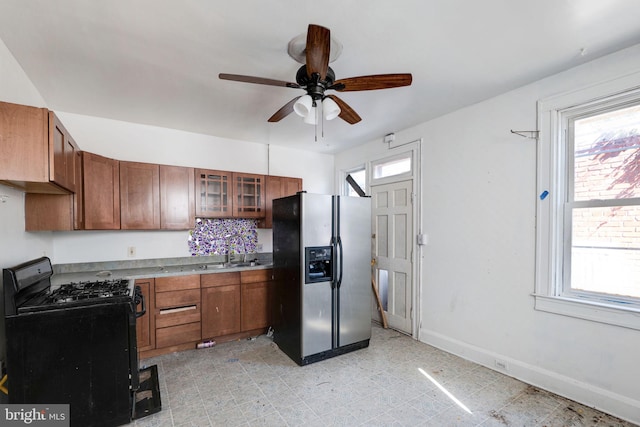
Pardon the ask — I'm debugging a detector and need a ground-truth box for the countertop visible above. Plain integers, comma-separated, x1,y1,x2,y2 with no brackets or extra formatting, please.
51,254,273,286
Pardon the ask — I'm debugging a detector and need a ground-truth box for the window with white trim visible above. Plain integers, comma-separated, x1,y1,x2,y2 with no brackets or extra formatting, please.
536,76,640,329
344,167,366,197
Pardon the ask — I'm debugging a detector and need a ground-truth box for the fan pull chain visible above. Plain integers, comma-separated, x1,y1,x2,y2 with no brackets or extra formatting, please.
321,101,325,139
314,100,321,142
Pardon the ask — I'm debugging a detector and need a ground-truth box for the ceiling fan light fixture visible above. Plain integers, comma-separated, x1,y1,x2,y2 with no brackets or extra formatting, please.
322,97,341,120
293,94,313,117
303,104,319,125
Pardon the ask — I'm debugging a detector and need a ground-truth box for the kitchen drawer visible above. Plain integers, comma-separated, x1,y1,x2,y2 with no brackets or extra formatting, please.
155,274,200,292
155,288,200,309
201,271,240,288
156,321,201,348
155,303,201,328
240,268,273,284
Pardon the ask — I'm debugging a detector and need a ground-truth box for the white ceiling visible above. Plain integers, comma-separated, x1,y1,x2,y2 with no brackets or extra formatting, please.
1,1,640,154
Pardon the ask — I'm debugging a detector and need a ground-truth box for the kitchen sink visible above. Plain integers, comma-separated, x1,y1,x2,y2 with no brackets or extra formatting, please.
154,261,267,273
198,263,227,270
227,262,255,267
197,261,264,269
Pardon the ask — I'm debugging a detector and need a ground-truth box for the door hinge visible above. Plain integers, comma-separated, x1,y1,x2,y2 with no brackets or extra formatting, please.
410,192,415,203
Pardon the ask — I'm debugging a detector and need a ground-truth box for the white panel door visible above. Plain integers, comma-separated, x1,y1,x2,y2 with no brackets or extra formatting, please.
371,180,413,334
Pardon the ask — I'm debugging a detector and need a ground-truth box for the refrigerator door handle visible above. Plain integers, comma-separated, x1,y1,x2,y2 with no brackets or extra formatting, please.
336,236,344,288
330,237,338,289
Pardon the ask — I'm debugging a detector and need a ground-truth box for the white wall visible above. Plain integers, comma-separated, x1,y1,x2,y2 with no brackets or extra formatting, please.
336,44,640,424
0,37,53,267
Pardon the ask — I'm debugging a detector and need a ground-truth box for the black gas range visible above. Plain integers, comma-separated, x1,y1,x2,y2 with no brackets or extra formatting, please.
18,277,135,312
3,257,160,427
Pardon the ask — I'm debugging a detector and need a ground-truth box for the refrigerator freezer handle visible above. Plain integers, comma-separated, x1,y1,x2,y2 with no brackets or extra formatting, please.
337,236,344,288
330,237,338,289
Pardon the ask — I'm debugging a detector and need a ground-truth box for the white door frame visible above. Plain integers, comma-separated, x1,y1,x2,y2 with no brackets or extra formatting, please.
337,139,422,340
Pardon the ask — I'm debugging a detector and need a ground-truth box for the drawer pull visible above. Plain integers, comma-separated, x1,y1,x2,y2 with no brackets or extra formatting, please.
160,305,197,315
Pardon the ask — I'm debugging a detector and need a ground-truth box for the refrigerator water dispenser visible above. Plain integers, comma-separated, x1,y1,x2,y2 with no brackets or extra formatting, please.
305,246,333,283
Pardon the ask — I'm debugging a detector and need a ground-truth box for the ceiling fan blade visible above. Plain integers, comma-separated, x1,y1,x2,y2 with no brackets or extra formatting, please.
305,24,330,80
330,73,412,92
219,73,300,89
268,97,301,122
326,95,361,124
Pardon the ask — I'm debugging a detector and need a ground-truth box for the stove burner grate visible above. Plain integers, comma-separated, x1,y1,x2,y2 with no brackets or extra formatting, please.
48,279,132,304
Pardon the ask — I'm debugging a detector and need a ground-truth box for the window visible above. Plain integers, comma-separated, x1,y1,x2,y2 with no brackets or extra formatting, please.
536,74,640,329
567,103,640,301
372,152,412,180
345,167,366,197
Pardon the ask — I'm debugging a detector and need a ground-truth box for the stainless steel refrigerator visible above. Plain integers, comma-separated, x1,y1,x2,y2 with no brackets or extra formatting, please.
272,192,372,366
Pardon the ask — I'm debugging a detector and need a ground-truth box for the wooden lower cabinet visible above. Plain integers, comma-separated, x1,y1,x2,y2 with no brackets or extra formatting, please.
135,278,155,352
240,269,273,331
154,275,201,350
201,272,241,339
156,322,201,349
138,269,273,359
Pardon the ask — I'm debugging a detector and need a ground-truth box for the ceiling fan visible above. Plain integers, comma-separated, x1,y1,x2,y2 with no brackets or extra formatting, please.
219,24,412,125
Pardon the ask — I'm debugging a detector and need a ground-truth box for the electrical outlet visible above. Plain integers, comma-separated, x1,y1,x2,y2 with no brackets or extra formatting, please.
494,359,508,371
256,243,263,252
127,246,136,258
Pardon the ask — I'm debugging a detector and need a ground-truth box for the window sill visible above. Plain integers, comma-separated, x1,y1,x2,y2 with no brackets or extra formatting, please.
533,294,640,330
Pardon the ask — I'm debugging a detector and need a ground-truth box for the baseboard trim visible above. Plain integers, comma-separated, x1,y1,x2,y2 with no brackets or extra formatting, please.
419,328,640,425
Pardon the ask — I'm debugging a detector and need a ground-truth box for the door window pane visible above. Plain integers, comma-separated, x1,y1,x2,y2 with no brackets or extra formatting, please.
373,155,411,179
379,269,388,311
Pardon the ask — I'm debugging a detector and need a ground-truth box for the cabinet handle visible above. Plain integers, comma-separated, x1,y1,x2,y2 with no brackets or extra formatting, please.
159,305,197,315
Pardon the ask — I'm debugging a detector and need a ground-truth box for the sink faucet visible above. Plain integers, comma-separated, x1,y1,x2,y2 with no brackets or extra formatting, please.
224,234,247,265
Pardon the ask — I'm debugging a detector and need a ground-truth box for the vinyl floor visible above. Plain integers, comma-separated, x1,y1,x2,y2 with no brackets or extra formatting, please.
130,324,636,426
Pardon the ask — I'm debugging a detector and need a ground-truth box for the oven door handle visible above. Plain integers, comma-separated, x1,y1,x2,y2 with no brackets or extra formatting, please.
134,285,146,318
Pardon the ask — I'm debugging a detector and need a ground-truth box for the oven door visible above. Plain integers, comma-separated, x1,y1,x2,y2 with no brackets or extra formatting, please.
6,302,134,427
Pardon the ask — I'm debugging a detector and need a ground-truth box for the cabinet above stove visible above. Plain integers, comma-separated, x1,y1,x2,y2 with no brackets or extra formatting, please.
0,100,79,194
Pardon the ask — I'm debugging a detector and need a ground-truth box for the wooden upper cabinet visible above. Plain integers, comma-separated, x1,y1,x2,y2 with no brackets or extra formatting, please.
120,161,160,229
83,152,120,230
0,101,77,194
73,150,84,230
195,169,233,218
0,101,48,184
233,172,265,218
25,193,74,231
195,169,270,219
264,175,302,228
160,165,195,229
48,112,79,193
24,148,85,231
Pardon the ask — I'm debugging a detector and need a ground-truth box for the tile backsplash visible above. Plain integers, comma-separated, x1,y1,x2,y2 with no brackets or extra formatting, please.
188,218,258,256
